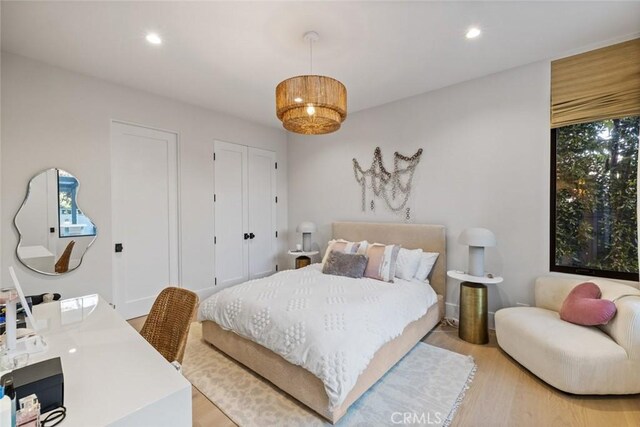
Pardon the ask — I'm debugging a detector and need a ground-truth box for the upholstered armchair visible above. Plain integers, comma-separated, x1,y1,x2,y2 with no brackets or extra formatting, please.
495,276,640,395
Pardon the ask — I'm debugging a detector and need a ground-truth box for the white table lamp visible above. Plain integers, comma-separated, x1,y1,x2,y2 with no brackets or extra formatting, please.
458,228,496,277
296,221,317,252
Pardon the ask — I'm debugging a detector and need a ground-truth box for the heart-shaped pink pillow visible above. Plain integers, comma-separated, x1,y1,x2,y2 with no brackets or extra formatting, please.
560,282,617,326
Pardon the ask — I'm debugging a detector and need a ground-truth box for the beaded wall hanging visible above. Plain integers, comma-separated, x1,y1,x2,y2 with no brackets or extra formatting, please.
353,147,423,220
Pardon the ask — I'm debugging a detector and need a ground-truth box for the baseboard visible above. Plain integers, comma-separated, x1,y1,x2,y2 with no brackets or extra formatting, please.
445,302,495,330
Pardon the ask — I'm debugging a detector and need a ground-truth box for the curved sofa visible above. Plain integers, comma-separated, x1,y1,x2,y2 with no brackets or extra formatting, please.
495,276,640,395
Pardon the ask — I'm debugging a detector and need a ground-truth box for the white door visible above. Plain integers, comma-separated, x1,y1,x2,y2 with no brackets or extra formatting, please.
247,147,277,279
111,122,180,319
214,141,249,288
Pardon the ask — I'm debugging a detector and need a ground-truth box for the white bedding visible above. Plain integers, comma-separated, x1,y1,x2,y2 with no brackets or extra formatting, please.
198,264,438,410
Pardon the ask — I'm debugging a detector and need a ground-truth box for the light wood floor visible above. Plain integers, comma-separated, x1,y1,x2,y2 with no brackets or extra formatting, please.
128,317,640,427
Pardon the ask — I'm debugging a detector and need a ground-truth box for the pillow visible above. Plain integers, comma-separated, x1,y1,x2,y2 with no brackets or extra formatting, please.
322,251,368,278
355,240,369,255
363,243,401,282
395,248,423,280
560,282,617,326
414,252,439,281
321,239,360,264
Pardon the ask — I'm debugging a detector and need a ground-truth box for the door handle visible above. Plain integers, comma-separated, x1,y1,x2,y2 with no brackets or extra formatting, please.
115,243,124,253
249,233,255,239
244,233,250,240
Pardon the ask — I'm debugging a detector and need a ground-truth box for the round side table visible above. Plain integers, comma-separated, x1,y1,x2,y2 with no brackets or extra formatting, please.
287,251,319,269
447,270,503,345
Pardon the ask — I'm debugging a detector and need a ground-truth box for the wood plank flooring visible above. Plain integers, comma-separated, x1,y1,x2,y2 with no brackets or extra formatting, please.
128,317,640,427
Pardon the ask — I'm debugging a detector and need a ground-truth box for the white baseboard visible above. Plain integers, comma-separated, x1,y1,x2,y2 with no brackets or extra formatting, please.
445,302,495,330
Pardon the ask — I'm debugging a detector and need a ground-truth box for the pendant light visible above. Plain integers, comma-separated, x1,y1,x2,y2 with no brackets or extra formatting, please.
276,31,347,135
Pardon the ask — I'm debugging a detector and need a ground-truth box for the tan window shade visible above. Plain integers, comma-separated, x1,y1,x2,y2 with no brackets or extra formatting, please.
551,38,640,128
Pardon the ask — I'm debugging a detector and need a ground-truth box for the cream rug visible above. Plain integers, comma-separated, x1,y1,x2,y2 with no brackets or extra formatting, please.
183,323,476,427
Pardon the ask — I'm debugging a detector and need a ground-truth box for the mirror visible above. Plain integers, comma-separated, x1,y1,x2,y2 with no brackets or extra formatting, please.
14,169,97,275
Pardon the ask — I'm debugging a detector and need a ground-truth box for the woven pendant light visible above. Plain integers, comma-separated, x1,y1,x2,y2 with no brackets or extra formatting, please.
276,32,347,135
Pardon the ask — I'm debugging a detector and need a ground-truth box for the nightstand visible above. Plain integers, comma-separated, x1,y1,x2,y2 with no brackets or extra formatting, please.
287,250,319,269
447,270,503,345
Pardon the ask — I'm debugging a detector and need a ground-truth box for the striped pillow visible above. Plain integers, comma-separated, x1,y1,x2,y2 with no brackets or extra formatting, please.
322,239,362,265
364,243,401,282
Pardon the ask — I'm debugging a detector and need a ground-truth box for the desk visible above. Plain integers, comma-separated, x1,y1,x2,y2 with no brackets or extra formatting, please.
28,295,191,426
17,246,55,272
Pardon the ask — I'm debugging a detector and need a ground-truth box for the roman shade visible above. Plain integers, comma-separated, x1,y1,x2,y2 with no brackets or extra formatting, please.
551,38,640,128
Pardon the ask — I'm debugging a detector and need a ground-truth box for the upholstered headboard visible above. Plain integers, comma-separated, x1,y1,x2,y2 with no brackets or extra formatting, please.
332,222,447,297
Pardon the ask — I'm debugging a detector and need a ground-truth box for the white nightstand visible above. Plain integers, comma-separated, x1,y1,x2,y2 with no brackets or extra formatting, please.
447,270,503,345
287,250,319,269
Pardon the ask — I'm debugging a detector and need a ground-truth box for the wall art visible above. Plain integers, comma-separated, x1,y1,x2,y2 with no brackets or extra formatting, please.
353,147,423,220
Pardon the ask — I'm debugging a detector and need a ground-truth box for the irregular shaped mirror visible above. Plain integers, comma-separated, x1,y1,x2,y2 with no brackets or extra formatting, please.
14,169,97,275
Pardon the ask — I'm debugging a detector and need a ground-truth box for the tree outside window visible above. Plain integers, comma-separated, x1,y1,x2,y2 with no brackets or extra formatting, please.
552,116,639,280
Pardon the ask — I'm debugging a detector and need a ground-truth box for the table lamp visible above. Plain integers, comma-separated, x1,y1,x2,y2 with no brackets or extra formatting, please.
458,228,496,277
296,222,317,252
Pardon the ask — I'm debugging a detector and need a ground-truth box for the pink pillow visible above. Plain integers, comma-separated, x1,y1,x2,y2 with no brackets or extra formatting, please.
560,282,617,326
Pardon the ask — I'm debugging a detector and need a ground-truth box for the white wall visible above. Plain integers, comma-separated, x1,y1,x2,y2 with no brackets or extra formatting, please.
288,61,552,315
1,52,288,302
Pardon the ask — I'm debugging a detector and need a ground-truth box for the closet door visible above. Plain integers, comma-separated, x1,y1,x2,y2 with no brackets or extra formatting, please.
214,141,249,288
247,147,277,279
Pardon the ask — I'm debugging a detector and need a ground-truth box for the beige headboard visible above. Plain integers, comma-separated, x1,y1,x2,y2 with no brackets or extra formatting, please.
332,221,447,297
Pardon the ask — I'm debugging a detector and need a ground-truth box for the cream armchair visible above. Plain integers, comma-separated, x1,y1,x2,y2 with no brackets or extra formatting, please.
495,276,640,394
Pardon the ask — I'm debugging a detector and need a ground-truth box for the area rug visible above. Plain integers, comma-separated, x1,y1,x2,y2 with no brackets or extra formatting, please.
182,323,476,427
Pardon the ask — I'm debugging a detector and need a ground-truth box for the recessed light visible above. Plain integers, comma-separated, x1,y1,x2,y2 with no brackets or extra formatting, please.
466,27,481,39
146,33,162,45
294,97,303,103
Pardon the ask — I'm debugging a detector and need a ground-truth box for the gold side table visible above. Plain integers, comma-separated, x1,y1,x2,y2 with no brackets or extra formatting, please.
287,250,319,269
447,270,503,345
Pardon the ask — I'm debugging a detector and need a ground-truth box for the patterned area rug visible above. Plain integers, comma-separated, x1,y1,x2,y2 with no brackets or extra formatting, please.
182,323,476,427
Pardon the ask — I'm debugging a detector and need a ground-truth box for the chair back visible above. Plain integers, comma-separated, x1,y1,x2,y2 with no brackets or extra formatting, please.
55,240,76,273
140,287,199,364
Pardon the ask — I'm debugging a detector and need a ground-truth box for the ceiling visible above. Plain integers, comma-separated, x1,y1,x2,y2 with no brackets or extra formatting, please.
2,1,640,129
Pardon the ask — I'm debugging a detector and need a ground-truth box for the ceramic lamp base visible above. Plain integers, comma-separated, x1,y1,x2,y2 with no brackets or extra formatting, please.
302,233,312,252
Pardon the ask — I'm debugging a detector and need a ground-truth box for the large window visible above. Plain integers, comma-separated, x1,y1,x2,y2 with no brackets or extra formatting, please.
551,116,639,280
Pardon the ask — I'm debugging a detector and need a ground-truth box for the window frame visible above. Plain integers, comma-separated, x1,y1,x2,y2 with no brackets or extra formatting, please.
550,128,639,281
56,170,97,239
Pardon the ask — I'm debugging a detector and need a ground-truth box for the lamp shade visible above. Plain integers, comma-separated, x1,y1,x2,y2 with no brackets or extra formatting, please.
276,75,347,135
296,222,317,233
458,228,496,247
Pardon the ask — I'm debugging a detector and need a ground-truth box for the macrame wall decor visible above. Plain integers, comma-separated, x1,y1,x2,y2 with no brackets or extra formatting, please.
353,147,423,220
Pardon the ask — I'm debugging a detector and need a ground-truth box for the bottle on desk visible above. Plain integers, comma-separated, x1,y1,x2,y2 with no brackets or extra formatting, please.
2,377,16,427
0,392,10,427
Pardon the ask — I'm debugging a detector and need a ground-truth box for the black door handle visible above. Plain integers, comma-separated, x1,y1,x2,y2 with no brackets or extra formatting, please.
115,243,124,253
249,233,255,239
244,233,250,240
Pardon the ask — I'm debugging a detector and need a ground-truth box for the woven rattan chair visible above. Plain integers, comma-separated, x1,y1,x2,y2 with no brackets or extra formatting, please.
55,240,76,273
140,287,199,364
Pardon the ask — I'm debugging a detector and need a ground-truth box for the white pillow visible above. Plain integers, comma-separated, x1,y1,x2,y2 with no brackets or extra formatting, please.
414,252,439,281
395,248,423,280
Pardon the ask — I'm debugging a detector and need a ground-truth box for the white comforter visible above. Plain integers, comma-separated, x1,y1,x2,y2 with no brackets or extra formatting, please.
199,264,437,410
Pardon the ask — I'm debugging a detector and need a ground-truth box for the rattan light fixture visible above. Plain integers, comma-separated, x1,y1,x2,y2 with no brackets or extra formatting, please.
276,31,347,135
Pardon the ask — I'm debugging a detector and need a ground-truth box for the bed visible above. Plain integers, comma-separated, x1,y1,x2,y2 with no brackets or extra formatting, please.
200,221,446,423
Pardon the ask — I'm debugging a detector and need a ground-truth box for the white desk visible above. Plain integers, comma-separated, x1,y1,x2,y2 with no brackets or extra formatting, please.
17,245,55,272
28,295,191,426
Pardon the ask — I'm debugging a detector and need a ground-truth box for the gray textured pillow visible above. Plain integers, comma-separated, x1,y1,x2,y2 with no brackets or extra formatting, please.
322,250,368,278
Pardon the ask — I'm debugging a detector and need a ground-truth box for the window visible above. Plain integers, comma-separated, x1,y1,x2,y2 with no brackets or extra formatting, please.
551,116,639,280
57,170,97,238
